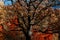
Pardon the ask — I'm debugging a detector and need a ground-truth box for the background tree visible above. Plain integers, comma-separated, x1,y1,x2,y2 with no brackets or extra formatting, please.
3,0,60,40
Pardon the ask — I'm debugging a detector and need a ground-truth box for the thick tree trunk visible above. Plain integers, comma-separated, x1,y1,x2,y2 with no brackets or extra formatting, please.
25,33,31,40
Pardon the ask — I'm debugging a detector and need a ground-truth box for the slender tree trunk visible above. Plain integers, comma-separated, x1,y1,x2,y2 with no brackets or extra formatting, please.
25,15,31,40
25,32,31,40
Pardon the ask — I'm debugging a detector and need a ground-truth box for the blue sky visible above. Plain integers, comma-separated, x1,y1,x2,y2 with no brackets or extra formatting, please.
4,0,16,6
53,0,60,8
4,0,30,6
4,1,12,5
3,0,60,8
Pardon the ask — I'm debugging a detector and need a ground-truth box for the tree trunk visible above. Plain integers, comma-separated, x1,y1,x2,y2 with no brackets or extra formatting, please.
25,31,31,40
